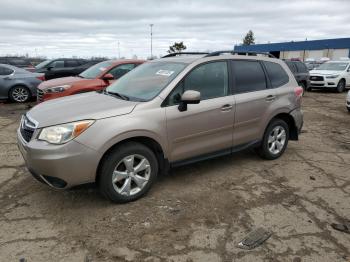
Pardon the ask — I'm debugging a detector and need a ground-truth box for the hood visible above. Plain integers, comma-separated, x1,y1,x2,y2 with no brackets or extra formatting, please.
27,92,138,128
38,76,87,90
310,70,342,76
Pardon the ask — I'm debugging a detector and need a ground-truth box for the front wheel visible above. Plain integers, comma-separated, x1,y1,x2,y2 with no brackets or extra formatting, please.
257,119,289,160
9,86,31,103
98,142,158,203
336,80,345,93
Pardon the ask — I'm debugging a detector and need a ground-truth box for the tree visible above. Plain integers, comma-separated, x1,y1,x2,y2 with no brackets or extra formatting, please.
242,30,255,45
168,42,187,53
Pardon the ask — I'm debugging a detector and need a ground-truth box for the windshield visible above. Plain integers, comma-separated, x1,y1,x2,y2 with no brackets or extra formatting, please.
79,61,114,79
316,62,349,71
106,61,187,101
35,60,52,69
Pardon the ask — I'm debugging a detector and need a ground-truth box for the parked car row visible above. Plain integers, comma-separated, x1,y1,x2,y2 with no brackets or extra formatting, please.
17,51,304,203
37,59,144,102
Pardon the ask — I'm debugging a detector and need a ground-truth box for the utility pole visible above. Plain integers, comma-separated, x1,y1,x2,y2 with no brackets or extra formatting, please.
117,41,120,59
150,24,154,59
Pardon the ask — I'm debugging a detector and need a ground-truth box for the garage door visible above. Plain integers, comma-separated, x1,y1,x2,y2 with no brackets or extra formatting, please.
331,49,349,60
307,50,324,60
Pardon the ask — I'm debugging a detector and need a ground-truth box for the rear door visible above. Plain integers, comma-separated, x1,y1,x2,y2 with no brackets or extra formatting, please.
231,60,277,147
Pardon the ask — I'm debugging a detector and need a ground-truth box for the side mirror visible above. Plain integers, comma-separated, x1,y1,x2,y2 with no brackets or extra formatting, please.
178,90,200,112
102,73,114,81
47,66,53,71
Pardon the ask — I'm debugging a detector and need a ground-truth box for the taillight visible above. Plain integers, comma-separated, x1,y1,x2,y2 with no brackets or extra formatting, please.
37,75,45,81
294,86,303,99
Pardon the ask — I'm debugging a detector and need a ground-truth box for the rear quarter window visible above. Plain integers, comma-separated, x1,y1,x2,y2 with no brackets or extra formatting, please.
0,66,14,75
263,61,289,88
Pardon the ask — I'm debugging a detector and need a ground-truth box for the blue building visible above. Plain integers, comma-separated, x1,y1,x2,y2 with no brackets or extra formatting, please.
234,37,350,61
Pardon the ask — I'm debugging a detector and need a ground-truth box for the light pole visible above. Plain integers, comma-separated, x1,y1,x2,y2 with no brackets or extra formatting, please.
150,24,154,59
117,41,120,59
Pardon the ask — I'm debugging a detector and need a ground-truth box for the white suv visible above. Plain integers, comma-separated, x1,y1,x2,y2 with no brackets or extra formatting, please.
309,61,350,93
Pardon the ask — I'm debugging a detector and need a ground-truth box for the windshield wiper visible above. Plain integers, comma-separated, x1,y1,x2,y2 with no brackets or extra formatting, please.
103,90,129,100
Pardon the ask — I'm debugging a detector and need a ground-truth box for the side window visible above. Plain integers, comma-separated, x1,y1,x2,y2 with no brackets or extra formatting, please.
65,60,79,67
166,61,229,106
263,61,289,88
232,60,266,93
295,62,307,73
108,64,135,79
0,66,14,75
50,60,65,68
286,62,297,73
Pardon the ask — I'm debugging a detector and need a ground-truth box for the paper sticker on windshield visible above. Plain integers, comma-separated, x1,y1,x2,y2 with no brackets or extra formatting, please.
156,70,174,77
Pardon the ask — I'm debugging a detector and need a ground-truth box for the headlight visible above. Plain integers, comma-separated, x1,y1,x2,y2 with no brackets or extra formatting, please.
46,84,71,93
38,120,94,144
325,75,339,79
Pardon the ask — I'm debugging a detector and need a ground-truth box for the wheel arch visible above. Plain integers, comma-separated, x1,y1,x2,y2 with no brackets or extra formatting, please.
95,136,168,184
265,112,299,141
8,84,32,99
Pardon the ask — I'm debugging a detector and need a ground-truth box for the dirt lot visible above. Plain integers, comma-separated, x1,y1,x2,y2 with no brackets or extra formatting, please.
0,91,349,262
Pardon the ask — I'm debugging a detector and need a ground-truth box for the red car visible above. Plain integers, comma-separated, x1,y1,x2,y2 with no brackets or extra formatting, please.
37,59,145,102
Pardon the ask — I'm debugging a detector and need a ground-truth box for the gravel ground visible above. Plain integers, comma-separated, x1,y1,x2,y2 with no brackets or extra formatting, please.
0,91,349,262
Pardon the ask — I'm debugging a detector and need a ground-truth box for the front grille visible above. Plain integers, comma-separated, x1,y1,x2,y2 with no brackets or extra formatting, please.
20,115,37,143
310,83,324,87
37,88,44,102
310,76,324,81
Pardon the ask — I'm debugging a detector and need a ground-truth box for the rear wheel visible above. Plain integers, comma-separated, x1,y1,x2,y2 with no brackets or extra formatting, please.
9,86,31,103
257,119,289,160
336,79,345,93
98,142,158,203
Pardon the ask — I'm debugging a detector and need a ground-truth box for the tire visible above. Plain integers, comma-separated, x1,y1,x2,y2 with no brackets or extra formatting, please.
257,119,289,160
9,86,31,103
347,107,350,113
98,142,158,203
336,79,345,93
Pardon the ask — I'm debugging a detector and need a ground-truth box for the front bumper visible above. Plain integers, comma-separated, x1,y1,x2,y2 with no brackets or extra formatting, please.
17,129,100,189
309,77,339,89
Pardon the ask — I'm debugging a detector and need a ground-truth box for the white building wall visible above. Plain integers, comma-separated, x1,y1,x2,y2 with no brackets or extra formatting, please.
331,49,349,60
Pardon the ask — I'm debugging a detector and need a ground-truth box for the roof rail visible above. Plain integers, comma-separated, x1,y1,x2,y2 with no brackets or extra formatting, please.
205,51,276,58
162,52,209,58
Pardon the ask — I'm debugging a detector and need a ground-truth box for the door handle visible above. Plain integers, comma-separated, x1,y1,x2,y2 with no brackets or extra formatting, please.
221,104,233,111
265,95,276,102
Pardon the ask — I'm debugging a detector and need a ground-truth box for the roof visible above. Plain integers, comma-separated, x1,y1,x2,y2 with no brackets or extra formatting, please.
154,55,205,63
234,37,350,52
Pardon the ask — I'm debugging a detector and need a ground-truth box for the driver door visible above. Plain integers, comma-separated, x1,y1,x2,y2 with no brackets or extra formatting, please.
164,61,235,162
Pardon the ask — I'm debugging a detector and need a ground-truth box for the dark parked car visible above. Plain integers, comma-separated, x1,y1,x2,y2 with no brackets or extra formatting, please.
284,60,310,91
0,57,35,72
35,58,94,80
0,64,44,102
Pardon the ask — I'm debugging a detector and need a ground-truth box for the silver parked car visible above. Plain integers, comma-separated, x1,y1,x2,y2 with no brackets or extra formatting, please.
18,51,303,203
0,64,44,102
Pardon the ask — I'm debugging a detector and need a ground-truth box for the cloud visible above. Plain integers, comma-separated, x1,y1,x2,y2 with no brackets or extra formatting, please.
0,0,349,58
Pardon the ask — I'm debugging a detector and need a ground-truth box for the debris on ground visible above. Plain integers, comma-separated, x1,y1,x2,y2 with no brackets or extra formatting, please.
331,222,350,234
238,227,272,250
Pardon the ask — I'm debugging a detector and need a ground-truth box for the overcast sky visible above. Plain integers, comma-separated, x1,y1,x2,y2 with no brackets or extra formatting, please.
0,0,349,59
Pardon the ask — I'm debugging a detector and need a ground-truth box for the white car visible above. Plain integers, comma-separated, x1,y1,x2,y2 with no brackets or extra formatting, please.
309,61,350,93
347,90,350,112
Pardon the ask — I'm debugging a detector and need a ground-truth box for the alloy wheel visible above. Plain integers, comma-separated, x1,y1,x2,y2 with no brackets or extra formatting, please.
268,125,287,155
12,87,29,102
112,154,151,196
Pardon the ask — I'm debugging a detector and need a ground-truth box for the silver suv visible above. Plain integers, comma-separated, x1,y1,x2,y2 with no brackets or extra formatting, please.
17,51,303,203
